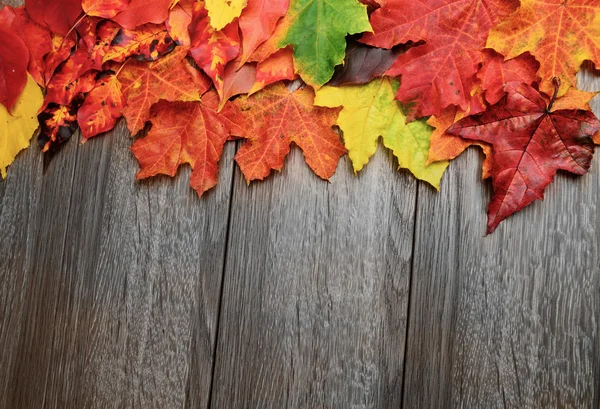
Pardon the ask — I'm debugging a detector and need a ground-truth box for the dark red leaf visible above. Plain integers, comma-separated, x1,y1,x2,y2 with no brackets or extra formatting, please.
0,26,29,113
25,0,82,36
447,82,600,233
328,39,411,86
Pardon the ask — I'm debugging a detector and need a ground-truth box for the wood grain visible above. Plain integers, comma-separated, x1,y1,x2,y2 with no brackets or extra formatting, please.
402,69,600,409
210,148,416,409
0,122,236,408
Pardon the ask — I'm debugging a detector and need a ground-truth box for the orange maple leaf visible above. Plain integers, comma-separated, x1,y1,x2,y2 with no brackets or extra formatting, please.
487,0,600,96
233,83,346,182
118,47,208,135
131,91,248,196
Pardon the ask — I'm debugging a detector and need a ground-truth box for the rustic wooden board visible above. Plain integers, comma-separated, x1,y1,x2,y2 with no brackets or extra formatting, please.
402,70,600,409
209,148,417,409
0,139,81,408
0,123,236,408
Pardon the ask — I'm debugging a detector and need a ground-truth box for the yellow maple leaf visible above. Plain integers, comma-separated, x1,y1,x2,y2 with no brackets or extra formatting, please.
0,74,43,179
314,77,448,189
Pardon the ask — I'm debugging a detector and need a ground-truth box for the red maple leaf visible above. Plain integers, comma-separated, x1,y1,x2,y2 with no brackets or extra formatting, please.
372,0,518,119
447,81,600,233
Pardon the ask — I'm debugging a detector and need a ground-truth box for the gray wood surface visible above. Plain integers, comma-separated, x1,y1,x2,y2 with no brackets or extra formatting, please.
0,1,599,404
210,148,416,409
402,69,600,409
0,123,235,408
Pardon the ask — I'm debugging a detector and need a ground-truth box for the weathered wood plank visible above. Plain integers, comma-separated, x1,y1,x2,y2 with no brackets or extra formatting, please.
210,148,416,409
402,69,600,409
0,122,236,408
0,139,80,408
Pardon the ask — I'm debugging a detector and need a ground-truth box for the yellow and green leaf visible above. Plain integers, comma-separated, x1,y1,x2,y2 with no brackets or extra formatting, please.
315,77,448,188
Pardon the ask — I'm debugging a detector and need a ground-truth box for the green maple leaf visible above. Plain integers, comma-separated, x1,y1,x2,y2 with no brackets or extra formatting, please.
278,0,371,87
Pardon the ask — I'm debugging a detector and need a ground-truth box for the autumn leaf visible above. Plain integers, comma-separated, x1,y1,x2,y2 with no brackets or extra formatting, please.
25,0,82,36
328,39,410,87
112,0,172,30
234,83,346,181
238,0,289,66
379,0,518,119
118,47,204,135
189,1,240,102
102,24,176,63
478,50,540,105
277,0,372,87
315,77,448,188
205,0,247,31
0,6,52,88
38,97,84,153
0,27,29,113
426,106,492,180
447,82,600,233
75,19,121,72
131,92,247,196
218,62,256,109
78,72,125,141
0,74,42,178
43,34,76,86
43,50,96,109
487,0,600,97
427,51,540,172
166,0,194,46
250,47,297,94
82,0,128,18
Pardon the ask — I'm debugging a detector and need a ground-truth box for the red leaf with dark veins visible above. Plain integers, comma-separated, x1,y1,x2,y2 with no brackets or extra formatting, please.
478,49,540,105
447,82,600,234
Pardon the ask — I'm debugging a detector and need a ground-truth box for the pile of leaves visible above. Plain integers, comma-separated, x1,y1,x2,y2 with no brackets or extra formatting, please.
1,0,600,233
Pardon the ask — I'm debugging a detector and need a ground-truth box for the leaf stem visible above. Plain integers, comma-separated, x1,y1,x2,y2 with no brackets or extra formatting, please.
547,77,561,112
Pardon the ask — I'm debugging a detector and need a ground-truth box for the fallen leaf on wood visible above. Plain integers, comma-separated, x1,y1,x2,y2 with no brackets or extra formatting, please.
131,91,248,196
447,82,600,233
234,82,346,181
315,77,448,188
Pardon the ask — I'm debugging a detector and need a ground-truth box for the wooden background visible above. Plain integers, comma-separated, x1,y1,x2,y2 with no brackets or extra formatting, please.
1,2,599,407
